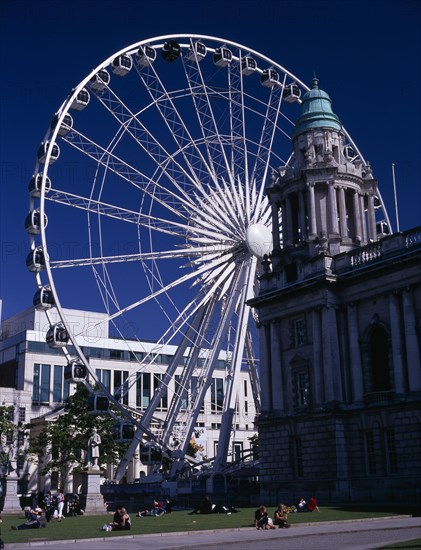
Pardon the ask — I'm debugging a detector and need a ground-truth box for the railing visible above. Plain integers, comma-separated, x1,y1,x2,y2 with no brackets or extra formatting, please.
364,391,395,405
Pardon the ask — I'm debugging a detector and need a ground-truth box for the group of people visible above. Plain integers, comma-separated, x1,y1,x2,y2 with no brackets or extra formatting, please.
105,506,131,531
254,497,320,530
297,496,320,512
136,498,171,517
254,504,290,530
10,489,68,531
188,495,239,515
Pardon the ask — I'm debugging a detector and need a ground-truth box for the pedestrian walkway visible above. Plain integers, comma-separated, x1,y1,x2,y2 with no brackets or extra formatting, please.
5,516,420,550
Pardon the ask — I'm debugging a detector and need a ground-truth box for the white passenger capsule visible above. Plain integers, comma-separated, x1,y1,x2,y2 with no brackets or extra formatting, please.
111,54,132,76
50,113,73,136
89,68,110,91
86,394,109,415
136,45,156,67
241,56,257,75
214,47,232,67
139,443,162,465
186,41,207,62
33,286,55,310
64,360,88,383
261,69,279,87
46,324,69,348
113,422,135,442
70,88,90,111
37,141,60,165
282,83,301,103
28,174,51,197
25,209,48,235
26,248,45,272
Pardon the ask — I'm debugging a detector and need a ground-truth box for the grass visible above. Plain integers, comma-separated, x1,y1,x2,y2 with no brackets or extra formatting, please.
0,506,413,545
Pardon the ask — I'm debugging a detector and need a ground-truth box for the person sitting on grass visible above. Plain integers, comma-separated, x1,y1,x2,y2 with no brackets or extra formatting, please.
254,505,275,529
307,496,320,512
109,507,131,530
137,498,165,517
12,510,47,530
274,503,291,528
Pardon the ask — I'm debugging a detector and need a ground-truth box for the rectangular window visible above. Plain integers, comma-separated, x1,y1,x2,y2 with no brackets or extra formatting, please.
294,318,306,346
136,373,151,408
19,407,26,423
294,370,310,407
109,349,124,360
233,442,243,462
96,369,111,392
154,373,168,410
33,363,51,403
386,429,398,474
365,431,376,475
114,370,129,405
53,365,63,403
211,378,224,413
130,351,144,362
191,376,204,412
175,375,188,411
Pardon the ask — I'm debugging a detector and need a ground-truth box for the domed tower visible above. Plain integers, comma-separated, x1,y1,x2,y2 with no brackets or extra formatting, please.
268,78,379,266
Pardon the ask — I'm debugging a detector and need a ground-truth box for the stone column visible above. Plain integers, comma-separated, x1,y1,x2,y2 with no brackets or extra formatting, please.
328,183,339,235
271,202,281,250
321,304,341,402
352,191,362,242
308,183,317,238
360,194,367,243
259,323,272,412
388,292,405,395
367,193,377,241
338,186,348,239
311,309,324,404
298,191,307,239
270,320,284,411
285,195,294,245
347,303,364,402
402,288,421,392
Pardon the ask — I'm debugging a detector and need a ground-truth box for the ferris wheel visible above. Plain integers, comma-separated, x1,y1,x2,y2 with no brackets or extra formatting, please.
26,34,387,481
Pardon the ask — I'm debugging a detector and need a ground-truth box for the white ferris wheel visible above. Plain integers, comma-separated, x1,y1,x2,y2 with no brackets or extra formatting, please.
26,34,384,481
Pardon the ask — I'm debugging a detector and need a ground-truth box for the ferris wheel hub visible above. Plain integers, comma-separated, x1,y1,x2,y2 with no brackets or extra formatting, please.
245,224,272,259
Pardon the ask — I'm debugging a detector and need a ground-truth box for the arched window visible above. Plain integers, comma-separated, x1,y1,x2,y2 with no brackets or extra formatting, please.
369,326,391,392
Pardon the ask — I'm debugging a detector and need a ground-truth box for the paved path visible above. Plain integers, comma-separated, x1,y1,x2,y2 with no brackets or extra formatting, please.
5,516,421,550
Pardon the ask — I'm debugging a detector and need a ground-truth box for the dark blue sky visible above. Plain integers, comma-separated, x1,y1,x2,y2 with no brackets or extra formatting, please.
1,0,420,322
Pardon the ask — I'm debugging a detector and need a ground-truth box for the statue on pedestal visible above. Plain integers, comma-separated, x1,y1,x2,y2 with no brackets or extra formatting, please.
87,428,101,469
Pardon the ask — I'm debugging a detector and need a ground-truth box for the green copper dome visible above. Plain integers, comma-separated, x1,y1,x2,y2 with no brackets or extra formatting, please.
293,78,342,136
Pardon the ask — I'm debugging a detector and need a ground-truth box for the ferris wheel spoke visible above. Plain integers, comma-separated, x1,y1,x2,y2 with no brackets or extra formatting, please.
46,186,234,245
133,62,217,193
181,44,233,183
228,57,250,193
61,128,198,215
249,79,285,193
89,84,208,205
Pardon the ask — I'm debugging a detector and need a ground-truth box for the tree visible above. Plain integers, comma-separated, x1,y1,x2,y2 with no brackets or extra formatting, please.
27,385,127,488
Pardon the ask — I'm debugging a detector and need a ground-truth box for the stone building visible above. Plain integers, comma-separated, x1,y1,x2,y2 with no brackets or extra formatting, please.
249,79,421,504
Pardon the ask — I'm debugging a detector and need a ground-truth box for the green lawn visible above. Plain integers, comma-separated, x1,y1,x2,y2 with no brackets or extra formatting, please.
0,506,412,545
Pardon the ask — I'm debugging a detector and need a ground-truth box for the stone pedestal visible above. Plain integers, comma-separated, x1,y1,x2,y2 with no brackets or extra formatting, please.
81,470,104,514
2,476,22,513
